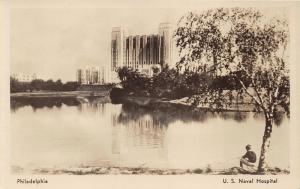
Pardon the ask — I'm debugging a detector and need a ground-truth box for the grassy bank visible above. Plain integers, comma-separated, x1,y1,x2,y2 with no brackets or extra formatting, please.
12,166,289,175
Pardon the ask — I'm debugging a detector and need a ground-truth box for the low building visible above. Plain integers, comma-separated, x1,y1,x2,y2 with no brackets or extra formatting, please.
76,66,110,85
12,73,38,82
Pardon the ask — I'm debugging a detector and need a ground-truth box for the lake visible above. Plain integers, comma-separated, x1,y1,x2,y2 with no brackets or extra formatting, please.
10,96,289,172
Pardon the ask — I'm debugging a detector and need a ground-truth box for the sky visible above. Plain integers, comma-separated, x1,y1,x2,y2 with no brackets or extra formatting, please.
10,1,290,82
10,7,188,82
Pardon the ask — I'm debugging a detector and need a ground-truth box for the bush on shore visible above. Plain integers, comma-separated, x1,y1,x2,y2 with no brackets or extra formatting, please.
116,66,249,99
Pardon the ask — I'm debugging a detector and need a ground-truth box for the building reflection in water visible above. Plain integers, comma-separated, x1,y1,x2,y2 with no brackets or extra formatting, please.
77,100,106,114
111,104,168,168
76,99,168,168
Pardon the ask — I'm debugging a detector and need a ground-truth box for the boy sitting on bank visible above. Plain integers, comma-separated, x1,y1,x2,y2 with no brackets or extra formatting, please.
240,144,257,168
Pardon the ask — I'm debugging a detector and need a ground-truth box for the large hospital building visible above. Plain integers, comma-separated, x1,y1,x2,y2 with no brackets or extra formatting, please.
111,23,173,80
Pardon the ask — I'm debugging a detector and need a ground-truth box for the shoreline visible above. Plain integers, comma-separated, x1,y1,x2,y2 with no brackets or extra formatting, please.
111,95,256,112
10,90,110,98
12,165,289,175
11,91,256,112
10,91,285,113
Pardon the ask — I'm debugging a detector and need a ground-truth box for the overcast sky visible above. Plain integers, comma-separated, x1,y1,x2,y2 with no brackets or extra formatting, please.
10,1,289,82
10,7,189,81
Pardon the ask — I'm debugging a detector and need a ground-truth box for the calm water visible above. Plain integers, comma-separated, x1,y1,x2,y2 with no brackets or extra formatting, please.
10,97,289,171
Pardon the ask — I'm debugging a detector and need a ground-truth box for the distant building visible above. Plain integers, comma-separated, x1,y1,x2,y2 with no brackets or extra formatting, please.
76,66,110,85
111,23,173,81
12,73,38,82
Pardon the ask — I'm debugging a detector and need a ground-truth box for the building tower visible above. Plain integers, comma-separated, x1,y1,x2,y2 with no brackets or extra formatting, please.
111,27,126,71
158,23,173,67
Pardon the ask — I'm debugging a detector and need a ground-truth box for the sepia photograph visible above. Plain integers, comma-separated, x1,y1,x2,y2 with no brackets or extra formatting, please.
1,0,300,188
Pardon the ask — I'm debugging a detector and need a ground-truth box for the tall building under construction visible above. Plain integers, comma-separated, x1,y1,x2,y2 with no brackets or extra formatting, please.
111,23,173,80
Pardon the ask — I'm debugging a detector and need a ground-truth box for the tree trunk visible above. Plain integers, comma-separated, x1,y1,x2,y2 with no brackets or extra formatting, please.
257,115,273,173
212,49,217,76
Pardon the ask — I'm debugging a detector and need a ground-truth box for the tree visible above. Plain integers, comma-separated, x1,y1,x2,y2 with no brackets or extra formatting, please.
117,67,151,93
10,77,30,93
45,79,55,91
31,79,45,91
10,77,20,93
62,81,80,91
151,66,179,97
175,8,289,173
55,79,63,91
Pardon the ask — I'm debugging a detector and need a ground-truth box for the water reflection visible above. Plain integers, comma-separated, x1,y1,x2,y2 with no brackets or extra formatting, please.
11,96,111,112
117,103,247,127
10,97,289,170
11,97,80,112
252,111,285,126
11,97,286,126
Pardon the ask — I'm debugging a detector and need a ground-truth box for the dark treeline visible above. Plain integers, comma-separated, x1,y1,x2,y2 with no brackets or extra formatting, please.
10,77,80,93
114,66,250,99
